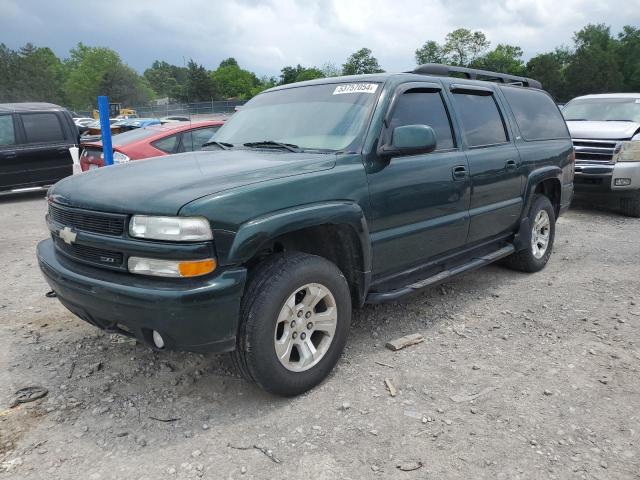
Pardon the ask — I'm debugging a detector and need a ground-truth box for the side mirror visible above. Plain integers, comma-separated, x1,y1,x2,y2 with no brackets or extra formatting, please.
378,124,437,158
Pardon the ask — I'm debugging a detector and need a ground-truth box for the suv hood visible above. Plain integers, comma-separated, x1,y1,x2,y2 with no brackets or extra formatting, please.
566,120,640,140
50,149,336,215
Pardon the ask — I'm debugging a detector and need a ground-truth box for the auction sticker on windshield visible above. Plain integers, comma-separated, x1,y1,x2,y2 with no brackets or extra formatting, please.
333,83,379,95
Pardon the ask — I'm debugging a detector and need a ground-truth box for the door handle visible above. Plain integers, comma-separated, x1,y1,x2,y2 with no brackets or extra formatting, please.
506,159,518,171
2,151,17,159
452,165,468,180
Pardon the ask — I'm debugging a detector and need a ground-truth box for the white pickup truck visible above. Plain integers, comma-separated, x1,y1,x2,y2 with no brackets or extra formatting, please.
563,93,640,217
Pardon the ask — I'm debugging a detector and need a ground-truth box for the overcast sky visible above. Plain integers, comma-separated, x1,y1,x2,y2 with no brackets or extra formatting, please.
1,0,638,76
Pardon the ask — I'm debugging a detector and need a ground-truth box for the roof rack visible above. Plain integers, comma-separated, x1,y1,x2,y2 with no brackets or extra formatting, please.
411,63,542,89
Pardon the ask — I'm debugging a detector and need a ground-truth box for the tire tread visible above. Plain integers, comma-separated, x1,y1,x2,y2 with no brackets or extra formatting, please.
231,252,350,395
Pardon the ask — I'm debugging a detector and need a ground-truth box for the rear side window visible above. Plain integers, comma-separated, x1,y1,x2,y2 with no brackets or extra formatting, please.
21,113,65,143
501,87,569,141
389,91,455,150
182,126,221,152
152,134,179,154
451,93,507,147
0,115,16,146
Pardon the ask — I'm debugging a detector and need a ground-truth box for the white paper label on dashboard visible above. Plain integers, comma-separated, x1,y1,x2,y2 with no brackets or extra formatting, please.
333,83,379,95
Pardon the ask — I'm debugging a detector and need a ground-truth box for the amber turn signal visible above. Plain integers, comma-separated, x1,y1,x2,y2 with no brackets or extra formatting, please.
178,259,217,277
128,257,217,278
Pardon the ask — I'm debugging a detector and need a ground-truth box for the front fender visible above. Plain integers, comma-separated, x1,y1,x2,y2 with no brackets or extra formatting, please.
224,201,372,271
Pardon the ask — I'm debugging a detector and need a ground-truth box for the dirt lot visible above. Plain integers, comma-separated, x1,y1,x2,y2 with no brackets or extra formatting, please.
0,193,638,480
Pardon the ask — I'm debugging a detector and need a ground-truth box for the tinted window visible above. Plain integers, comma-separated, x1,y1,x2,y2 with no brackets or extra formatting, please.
152,134,179,154
182,126,221,151
21,113,65,143
111,126,167,146
451,93,507,147
0,115,16,146
502,87,568,140
112,125,170,146
389,91,454,150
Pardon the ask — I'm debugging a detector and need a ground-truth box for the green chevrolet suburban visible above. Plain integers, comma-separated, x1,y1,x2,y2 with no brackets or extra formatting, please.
37,64,574,396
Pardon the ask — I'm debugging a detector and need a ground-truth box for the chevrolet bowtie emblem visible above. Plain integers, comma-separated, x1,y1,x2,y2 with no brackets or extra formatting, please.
59,226,77,245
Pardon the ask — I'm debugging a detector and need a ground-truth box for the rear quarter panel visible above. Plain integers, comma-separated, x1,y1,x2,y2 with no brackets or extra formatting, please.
493,87,574,216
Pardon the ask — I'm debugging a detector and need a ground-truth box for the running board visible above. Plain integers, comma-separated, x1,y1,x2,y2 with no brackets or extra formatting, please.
366,244,515,303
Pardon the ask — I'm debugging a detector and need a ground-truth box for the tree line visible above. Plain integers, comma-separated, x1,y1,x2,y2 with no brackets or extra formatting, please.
0,23,637,110
0,43,382,110
414,24,639,102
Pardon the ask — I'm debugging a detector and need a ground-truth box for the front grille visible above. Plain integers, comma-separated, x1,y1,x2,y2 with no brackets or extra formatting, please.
572,138,618,164
54,236,123,267
49,202,126,236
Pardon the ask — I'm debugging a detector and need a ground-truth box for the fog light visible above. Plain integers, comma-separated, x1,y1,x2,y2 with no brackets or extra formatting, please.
614,178,632,186
152,330,165,349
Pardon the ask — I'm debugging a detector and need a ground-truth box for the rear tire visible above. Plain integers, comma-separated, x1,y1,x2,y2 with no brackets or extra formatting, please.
503,194,556,273
620,191,640,218
231,252,351,396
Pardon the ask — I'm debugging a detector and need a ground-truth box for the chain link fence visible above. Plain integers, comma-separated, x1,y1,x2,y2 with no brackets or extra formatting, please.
133,100,246,119
71,100,247,120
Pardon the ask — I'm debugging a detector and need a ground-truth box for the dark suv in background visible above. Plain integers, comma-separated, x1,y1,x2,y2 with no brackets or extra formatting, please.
0,102,78,194
38,65,574,396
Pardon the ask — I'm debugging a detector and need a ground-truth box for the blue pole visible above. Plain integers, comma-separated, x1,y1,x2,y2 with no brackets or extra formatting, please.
97,95,113,166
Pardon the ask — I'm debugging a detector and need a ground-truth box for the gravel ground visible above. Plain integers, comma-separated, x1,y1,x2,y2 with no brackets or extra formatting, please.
0,193,638,480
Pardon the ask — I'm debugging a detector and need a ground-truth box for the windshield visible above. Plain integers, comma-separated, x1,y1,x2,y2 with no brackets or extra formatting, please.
562,97,640,123
212,82,381,151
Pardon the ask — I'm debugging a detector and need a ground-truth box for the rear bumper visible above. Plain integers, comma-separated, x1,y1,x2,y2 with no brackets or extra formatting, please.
37,238,247,353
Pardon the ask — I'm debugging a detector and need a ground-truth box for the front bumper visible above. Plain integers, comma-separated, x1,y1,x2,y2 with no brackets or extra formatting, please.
574,162,640,194
37,238,247,353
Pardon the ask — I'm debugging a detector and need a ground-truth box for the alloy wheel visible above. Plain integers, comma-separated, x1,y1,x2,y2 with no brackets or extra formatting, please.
273,283,337,372
531,210,551,259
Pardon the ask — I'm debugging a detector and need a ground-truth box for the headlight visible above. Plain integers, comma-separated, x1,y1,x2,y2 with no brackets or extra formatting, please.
129,216,213,241
128,257,216,277
113,151,130,164
613,137,640,162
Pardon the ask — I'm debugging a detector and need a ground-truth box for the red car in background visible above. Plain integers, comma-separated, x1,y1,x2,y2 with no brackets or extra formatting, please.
80,120,224,171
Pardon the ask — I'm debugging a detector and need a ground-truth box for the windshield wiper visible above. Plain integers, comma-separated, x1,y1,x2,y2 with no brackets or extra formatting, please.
605,119,633,122
243,140,301,152
565,118,588,121
202,140,234,150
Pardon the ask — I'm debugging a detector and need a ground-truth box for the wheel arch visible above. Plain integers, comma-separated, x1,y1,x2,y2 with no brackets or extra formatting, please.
225,201,372,306
513,167,562,252
523,167,563,219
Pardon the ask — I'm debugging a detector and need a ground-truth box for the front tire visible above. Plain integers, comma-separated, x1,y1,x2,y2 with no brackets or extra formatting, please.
620,191,640,218
231,252,351,396
503,194,556,273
